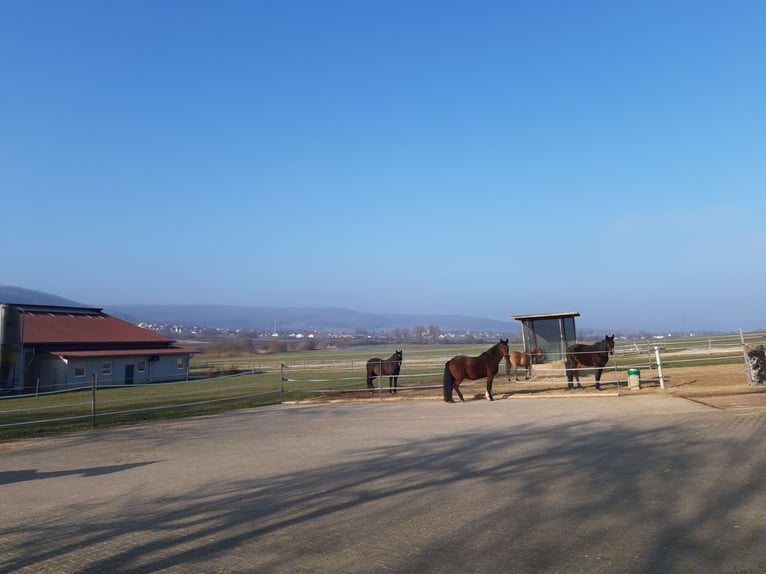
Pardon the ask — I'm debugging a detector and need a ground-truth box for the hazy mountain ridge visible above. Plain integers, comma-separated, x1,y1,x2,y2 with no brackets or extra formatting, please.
0,286,515,333
0,285,86,308
104,304,515,333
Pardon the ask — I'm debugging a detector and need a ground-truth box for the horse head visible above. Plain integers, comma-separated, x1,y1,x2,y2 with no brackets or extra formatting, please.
531,347,544,361
394,349,403,363
605,335,615,355
498,338,510,357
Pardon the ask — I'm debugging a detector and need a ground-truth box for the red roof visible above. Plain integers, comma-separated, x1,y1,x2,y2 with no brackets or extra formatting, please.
22,313,175,345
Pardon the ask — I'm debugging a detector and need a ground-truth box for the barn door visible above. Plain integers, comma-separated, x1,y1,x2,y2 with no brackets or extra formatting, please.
125,364,134,385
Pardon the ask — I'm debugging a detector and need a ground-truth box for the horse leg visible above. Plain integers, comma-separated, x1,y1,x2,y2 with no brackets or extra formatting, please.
574,360,583,389
486,375,494,401
513,364,520,382
525,360,531,380
594,369,602,391
366,371,375,392
567,358,583,389
454,381,465,402
565,359,574,389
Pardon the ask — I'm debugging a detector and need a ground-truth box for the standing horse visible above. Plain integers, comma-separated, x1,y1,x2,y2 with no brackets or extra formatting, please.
565,335,615,390
507,347,544,381
366,350,403,394
443,339,510,402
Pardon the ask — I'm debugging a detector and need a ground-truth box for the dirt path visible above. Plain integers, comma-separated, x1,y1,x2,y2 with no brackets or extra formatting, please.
305,362,764,404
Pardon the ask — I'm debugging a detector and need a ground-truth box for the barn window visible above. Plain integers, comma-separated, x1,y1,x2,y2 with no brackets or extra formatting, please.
176,357,184,369
102,362,112,376
137,359,146,372
74,363,85,377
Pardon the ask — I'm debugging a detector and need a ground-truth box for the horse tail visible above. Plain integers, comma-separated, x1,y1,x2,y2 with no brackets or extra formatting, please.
443,361,454,402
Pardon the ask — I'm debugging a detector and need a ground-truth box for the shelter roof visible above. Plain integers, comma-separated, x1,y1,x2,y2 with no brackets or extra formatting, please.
509,311,580,321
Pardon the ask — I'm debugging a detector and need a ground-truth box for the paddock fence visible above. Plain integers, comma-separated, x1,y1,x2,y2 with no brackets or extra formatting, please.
1,333,765,440
523,331,766,388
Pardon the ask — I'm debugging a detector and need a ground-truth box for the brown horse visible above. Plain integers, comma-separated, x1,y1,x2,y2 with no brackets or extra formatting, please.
366,350,403,394
566,334,615,390
507,347,544,381
443,339,510,402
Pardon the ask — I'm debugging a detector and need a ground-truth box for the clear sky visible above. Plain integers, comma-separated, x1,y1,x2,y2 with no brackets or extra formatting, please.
2,0,765,333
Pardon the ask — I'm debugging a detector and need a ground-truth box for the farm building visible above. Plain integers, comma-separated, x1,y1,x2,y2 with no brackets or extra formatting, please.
0,303,198,395
509,311,580,362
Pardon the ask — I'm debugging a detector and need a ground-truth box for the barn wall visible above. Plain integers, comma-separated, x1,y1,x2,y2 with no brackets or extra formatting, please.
33,354,192,391
144,355,190,383
36,356,68,391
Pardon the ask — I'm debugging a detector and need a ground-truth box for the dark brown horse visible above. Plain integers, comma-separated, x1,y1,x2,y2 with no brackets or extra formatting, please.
507,347,544,381
443,339,510,402
366,350,403,394
565,335,615,390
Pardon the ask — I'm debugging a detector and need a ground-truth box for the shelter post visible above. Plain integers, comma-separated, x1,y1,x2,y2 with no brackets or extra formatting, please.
91,373,97,428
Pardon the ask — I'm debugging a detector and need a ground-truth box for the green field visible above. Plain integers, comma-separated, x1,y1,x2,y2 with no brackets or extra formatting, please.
0,344,467,440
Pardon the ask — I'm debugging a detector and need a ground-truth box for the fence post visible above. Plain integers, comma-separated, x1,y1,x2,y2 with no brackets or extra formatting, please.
280,363,286,403
91,373,97,428
740,329,755,385
654,346,665,389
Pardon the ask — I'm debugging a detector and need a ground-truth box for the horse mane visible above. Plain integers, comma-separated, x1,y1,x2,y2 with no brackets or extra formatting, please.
481,340,508,359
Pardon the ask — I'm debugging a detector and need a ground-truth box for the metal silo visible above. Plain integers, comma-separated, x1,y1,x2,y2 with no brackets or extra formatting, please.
0,305,21,391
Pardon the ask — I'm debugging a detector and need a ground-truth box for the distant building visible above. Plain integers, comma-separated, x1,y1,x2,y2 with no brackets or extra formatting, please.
0,303,198,394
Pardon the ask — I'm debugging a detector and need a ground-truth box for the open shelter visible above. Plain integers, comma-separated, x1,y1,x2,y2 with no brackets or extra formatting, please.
509,311,580,362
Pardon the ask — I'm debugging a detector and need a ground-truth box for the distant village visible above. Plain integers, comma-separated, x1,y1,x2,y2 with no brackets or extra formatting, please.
136,321,519,344
136,321,694,346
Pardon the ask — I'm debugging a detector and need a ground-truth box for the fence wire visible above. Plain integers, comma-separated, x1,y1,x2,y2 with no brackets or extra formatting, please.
1,334,763,436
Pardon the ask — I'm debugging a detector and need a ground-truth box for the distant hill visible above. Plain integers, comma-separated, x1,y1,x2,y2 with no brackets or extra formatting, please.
0,285,86,307
1,286,727,337
0,286,515,333
104,304,516,333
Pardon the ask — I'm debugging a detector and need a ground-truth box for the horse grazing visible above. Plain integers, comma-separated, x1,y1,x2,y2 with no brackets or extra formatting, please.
443,339,510,402
565,335,615,390
507,347,544,381
366,350,403,394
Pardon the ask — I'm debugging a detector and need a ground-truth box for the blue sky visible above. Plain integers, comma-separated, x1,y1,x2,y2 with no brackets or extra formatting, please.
2,0,765,332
